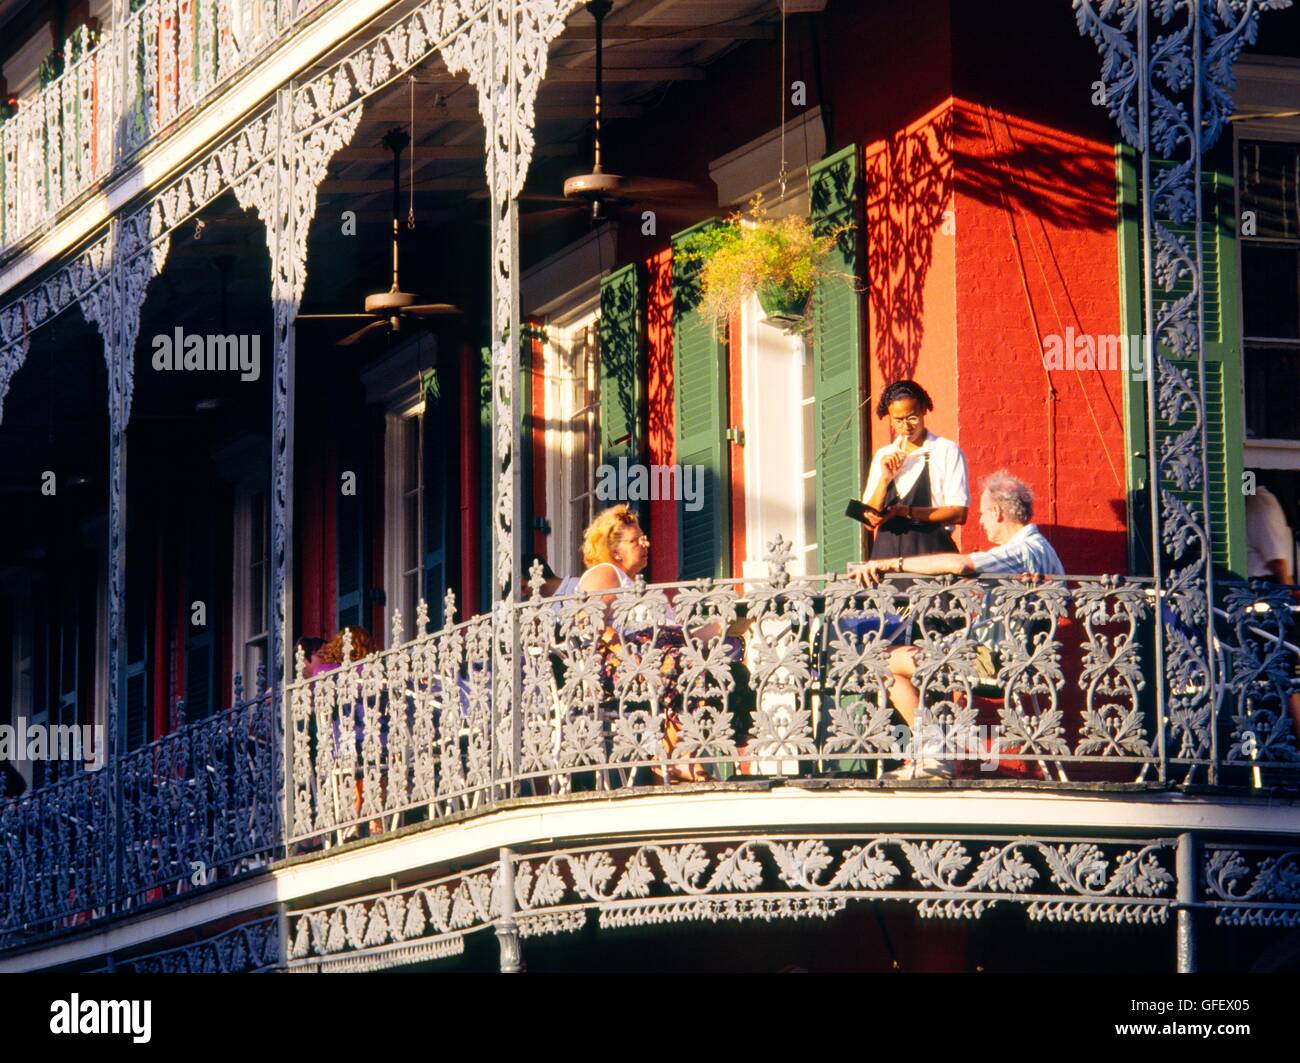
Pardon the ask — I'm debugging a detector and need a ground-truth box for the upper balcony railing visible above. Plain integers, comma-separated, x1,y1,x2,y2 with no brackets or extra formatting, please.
3,543,1297,947
0,0,334,257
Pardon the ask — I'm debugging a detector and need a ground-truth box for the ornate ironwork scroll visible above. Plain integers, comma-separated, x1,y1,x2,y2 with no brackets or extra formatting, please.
1203,844,1300,927
514,835,1178,929
96,915,282,973
76,209,171,777
1075,0,1294,782
285,855,502,972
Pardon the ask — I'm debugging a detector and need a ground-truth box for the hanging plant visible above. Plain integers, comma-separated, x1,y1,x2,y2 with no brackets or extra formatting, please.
0,96,17,124
675,195,853,335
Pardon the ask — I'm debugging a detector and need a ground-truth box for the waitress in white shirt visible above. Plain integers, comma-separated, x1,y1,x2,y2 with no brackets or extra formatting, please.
861,380,969,557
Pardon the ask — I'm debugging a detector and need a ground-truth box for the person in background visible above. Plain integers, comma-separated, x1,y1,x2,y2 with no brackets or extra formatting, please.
319,626,375,667
1246,483,1296,586
861,379,969,559
295,635,327,679
854,471,1063,778
1244,480,1300,750
315,626,382,835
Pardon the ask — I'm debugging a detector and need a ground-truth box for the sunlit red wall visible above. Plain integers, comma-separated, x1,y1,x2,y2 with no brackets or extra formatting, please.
949,1,1127,572
592,0,1129,575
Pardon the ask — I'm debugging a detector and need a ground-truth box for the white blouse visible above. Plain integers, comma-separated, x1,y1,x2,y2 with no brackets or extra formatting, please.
862,431,970,510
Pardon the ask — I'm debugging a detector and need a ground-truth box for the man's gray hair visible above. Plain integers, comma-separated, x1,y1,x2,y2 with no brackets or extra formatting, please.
981,470,1034,524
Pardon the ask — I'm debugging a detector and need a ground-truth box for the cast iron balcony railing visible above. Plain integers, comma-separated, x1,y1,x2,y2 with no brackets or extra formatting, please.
0,672,276,947
281,540,1300,851
0,0,335,256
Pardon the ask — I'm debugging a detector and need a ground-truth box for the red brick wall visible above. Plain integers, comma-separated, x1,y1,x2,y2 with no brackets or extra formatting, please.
600,0,1128,573
949,1,1128,572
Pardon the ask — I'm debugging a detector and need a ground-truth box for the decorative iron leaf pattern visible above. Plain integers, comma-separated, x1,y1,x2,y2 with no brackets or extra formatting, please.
1076,0,1293,784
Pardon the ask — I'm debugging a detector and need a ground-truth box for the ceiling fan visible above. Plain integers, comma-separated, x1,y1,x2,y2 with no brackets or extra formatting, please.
477,0,715,230
297,127,461,346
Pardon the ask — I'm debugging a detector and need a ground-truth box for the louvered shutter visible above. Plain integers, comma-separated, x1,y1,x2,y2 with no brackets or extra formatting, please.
599,264,644,470
811,146,865,575
1117,149,1246,576
672,221,730,580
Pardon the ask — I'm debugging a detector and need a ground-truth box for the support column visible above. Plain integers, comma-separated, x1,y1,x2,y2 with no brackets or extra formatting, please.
270,86,298,854
1077,0,1286,784
78,205,169,905
495,846,523,973
1176,832,1198,973
234,84,362,845
443,0,586,800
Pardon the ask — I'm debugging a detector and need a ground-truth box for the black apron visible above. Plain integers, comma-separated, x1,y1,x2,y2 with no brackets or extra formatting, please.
871,452,957,559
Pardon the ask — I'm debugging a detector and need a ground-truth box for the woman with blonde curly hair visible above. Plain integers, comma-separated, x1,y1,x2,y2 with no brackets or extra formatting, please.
577,503,649,594
574,505,710,783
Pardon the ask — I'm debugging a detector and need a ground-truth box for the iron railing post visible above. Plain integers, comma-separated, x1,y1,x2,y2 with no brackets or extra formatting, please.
495,846,523,973
1176,831,1198,973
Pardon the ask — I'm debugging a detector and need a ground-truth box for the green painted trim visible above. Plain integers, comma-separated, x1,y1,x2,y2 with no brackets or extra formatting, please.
1114,144,1248,577
671,218,730,581
810,144,864,575
1116,143,1152,576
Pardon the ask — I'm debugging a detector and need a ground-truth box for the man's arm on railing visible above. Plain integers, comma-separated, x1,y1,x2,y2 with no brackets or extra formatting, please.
852,553,975,586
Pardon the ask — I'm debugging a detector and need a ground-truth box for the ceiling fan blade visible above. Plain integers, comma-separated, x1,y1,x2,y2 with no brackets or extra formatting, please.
337,319,389,346
618,176,716,201
403,303,463,317
469,189,572,204
296,313,376,321
524,206,586,222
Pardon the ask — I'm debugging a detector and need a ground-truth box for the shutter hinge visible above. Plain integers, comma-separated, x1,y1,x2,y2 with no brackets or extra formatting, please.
367,587,387,605
726,426,746,447
531,517,552,534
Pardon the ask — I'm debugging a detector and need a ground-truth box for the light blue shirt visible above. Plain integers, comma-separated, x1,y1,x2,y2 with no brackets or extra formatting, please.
969,524,1064,576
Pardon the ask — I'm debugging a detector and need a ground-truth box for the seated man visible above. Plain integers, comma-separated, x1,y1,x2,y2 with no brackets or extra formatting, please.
852,470,1064,778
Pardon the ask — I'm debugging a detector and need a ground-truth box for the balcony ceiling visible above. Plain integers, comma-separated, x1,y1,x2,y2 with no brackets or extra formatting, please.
307,0,780,239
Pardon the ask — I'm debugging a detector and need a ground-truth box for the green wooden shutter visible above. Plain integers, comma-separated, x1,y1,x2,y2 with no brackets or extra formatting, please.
1117,148,1246,576
599,264,644,469
810,146,865,575
672,221,730,580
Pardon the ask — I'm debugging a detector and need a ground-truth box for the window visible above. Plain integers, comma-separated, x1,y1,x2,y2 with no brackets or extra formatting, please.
564,320,601,570
383,398,452,640
541,314,601,576
386,410,424,636
1240,140,1300,441
232,486,269,693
